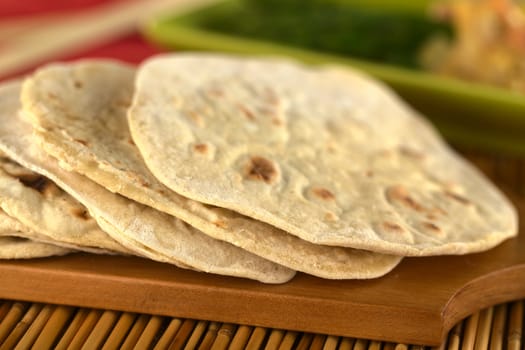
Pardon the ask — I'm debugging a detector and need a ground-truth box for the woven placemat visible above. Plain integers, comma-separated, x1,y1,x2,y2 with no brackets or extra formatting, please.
0,299,523,349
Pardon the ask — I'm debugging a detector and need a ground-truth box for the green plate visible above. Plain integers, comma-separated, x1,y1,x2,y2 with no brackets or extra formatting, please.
143,0,525,155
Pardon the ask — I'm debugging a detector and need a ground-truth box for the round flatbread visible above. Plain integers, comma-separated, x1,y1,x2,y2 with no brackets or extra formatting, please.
21,60,402,279
127,54,516,256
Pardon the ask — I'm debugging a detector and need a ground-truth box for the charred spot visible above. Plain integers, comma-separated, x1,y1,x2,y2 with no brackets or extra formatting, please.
71,208,90,220
312,187,335,201
444,191,471,205
73,80,83,89
19,175,52,194
381,221,405,234
74,139,88,146
244,156,279,184
237,104,255,121
193,143,208,154
386,185,425,212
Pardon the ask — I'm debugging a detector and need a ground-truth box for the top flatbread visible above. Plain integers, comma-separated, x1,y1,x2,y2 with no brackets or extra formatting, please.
21,60,402,278
127,54,516,256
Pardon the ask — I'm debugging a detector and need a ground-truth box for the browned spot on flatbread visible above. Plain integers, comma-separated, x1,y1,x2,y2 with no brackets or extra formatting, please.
380,221,405,234
74,139,88,146
312,187,335,201
193,143,208,154
71,208,90,220
213,219,228,229
421,221,442,234
187,111,204,127
365,170,374,177
399,146,425,160
244,156,280,184
207,87,224,97
444,190,471,205
73,80,83,89
47,93,58,100
237,104,255,120
324,212,338,221
114,99,131,108
386,185,425,212
272,117,284,126
127,138,136,146
19,175,53,195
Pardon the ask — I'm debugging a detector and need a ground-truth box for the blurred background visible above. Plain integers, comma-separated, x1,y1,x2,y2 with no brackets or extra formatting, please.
2,0,525,169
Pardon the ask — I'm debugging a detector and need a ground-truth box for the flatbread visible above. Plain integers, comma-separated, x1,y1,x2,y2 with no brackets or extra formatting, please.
0,83,130,254
21,60,402,279
127,54,517,256
0,237,71,259
0,208,73,258
2,81,295,284
0,155,130,254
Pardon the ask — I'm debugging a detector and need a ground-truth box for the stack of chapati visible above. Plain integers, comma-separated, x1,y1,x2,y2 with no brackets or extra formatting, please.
0,54,517,283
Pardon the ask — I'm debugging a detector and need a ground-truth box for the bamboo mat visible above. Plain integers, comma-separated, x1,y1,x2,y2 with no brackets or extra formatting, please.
0,299,523,349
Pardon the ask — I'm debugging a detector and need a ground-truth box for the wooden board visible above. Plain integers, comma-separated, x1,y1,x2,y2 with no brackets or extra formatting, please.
0,202,524,346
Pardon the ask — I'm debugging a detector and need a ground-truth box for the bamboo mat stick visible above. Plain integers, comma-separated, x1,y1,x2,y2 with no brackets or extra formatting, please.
168,318,197,349
507,301,523,350
31,305,75,350
153,318,183,350
353,338,369,350
322,335,339,350
101,312,137,350
446,321,464,350
66,309,103,349
277,330,299,350
367,340,382,350
0,302,12,322
265,329,285,350
489,304,507,350
14,304,54,350
338,337,355,350
120,314,149,350
209,323,236,350
382,343,395,350
54,308,90,350
198,321,220,350
0,303,42,350
245,326,267,350
462,312,481,350
81,310,120,350
229,325,254,349
473,307,494,350
0,0,220,79
309,334,327,350
134,315,165,349
0,302,27,345
296,333,314,350
184,320,208,350
393,344,408,350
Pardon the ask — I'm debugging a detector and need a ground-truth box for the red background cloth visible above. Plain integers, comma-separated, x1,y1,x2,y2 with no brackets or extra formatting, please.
0,0,164,79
